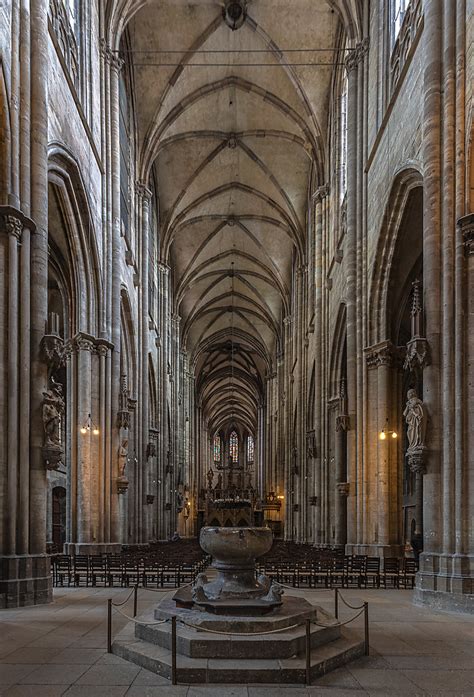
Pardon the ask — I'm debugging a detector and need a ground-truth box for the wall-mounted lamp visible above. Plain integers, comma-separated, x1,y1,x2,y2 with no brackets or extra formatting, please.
80,413,99,436
379,422,397,441
277,494,285,500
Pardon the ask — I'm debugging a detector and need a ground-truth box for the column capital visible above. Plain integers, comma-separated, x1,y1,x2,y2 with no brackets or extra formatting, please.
344,38,369,73
158,262,170,276
458,213,474,257
70,332,96,353
100,41,124,73
365,340,399,369
136,181,153,201
0,205,36,236
312,183,329,202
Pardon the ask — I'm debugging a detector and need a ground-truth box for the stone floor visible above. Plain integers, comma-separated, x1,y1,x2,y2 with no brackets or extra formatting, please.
0,585,474,696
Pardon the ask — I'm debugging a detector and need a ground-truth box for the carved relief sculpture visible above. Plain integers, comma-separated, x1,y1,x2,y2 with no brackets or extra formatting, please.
403,388,427,455
117,439,129,494
42,378,65,470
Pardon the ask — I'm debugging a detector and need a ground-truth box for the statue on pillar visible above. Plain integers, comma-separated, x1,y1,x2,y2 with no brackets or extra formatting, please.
216,472,223,490
117,439,129,494
42,378,65,470
403,388,427,454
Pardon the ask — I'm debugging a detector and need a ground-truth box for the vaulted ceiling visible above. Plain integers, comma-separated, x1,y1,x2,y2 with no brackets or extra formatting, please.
125,0,341,437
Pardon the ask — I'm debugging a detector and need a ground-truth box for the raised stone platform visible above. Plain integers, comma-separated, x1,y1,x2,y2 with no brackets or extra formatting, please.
112,595,365,683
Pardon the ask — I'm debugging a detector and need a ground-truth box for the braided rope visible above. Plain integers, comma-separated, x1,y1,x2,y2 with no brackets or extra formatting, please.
111,586,136,607
311,606,365,627
178,620,302,636
112,605,171,625
337,594,365,611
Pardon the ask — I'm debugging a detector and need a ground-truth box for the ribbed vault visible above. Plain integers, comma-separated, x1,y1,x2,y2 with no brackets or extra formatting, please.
117,0,342,444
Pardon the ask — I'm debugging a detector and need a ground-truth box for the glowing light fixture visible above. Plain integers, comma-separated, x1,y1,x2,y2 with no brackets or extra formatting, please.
379,420,397,441
80,413,99,436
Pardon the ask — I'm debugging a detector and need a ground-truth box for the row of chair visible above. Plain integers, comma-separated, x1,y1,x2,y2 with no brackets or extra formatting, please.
52,554,207,588
257,556,418,589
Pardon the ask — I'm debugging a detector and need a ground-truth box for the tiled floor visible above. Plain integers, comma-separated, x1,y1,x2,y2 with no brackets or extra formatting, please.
1,585,473,696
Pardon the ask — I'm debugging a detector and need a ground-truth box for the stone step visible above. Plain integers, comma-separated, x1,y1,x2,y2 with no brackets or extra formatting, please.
112,626,365,684
135,607,341,658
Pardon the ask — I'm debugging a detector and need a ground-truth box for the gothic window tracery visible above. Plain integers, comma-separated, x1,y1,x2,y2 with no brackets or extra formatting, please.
229,431,238,464
392,0,408,44
247,435,254,464
213,434,221,463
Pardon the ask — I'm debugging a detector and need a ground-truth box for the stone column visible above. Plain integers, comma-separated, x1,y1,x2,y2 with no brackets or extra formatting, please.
137,181,152,541
364,341,401,556
344,44,361,546
103,45,124,544
335,390,349,548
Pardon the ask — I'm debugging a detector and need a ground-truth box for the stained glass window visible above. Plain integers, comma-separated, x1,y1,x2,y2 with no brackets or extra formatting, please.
392,0,407,43
247,435,254,463
229,431,239,463
213,434,221,462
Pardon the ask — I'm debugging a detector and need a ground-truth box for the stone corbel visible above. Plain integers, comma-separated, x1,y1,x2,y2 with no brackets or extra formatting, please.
336,414,350,432
404,337,430,373
336,482,350,497
407,446,427,475
117,476,129,495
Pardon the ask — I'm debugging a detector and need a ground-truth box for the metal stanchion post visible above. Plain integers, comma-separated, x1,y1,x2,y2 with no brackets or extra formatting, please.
364,601,369,655
305,618,311,686
171,616,177,685
107,599,112,653
133,584,138,618
334,588,338,619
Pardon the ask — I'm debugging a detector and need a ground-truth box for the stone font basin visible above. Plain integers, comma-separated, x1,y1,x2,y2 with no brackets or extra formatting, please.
200,526,272,569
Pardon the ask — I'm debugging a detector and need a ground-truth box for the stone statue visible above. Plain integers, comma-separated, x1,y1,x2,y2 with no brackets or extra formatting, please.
192,573,208,602
42,379,65,447
236,472,243,489
216,473,223,490
118,439,128,478
403,388,427,453
264,581,284,603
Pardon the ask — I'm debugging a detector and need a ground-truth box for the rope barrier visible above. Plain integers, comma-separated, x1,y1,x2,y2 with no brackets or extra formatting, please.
112,605,171,625
337,593,365,611
311,606,365,628
110,586,136,607
177,620,302,636
140,581,193,593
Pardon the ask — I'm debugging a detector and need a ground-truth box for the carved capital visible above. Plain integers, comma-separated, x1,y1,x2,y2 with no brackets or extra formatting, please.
345,38,369,73
458,213,474,257
95,340,112,357
100,41,124,73
365,341,398,369
313,183,329,203
71,332,95,353
5,215,23,240
136,181,152,201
